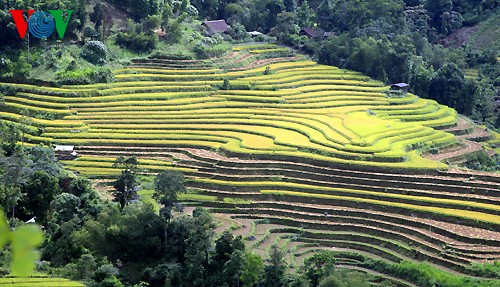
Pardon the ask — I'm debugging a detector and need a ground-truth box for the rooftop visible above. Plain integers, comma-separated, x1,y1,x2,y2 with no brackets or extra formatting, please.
391,83,410,88
202,20,230,34
54,145,75,151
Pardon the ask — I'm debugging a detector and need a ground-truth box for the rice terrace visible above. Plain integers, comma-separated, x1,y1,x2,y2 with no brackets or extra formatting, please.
1,41,499,286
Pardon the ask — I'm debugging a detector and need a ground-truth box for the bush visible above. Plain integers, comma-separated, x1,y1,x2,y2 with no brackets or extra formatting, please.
194,42,231,58
116,31,158,52
318,275,345,287
81,41,108,65
0,85,17,96
56,68,112,85
149,48,195,60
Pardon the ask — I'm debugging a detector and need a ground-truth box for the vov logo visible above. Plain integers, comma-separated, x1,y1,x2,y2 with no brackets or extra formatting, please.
9,10,74,39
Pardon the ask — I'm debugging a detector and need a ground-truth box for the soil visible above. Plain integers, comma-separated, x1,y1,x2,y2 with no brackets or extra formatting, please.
441,26,480,48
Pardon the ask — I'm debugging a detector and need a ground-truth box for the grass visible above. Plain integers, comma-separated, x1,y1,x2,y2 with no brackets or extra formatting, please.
0,277,84,286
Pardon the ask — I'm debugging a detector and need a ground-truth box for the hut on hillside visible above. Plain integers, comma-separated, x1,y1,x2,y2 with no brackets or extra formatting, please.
54,145,78,160
300,27,335,39
202,20,230,35
391,83,410,94
300,27,325,38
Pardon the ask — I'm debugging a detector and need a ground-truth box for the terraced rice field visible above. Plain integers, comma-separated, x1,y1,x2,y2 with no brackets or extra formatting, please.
0,276,84,287
1,44,499,283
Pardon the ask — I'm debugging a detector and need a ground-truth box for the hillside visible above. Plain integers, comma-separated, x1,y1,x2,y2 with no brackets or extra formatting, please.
0,276,84,287
1,44,499,286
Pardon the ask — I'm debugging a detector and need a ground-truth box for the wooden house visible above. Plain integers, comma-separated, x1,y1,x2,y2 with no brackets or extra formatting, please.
54,145,78,160
202,20,230,35
391,83,410,94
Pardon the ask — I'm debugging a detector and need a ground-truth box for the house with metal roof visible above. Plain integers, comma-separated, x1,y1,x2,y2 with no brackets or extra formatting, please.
54,145,78,160
391,83,410,94
202,20,230,35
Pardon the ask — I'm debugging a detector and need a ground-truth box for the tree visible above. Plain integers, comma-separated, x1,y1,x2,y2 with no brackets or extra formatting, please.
283,0,297,12
304,251,336,286
81,41,108,65
211,231,245,285
153,171,186,223
318,275,345,287
144,15,161,33
296,0,315,28
90,3,105,33
0,149,33,221
92,263,124,287
113,169,138,210
425,0,453,34
161,3,173,30
49,193,81,224
241,253,265,287
264,245,286,287
20,171,60,224
112,156,139,170
429,63,475,115
316,0,335,31
222,249,245,287
272,12,298,43
0,121,19,156
184,207,216,287
282,273,310,287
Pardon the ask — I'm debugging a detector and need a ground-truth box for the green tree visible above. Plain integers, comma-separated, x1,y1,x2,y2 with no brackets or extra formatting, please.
153,171,185,223
264,245,286,287
241,253,264,287
304,251,336,286
90,3,105,33
318,275,345,287
282,273,310,287
144,15,161,33
112,156,139,170
20,171,60,224
49,193,81,224
113,169,138,210
425,0,453,34
184,208,216,287
429,63,475,115
0,150,33,221
0,121,19,156
222,249,245,287
283,0,297,12
272,12,298,43
211,231,245,285
161,2,173,31
296,0,315,28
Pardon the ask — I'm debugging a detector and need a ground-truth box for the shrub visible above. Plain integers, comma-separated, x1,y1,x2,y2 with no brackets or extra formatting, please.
194,42,231,59
116,31,158,52
56,68,112,85
81,41,108,65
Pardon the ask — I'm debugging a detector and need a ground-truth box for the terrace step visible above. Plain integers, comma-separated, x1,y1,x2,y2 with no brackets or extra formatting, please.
458,127,492,141
442,116,474,135
425,140,483,162
74,146,500,192
335,265,419,287
231,213,487,276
